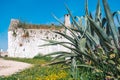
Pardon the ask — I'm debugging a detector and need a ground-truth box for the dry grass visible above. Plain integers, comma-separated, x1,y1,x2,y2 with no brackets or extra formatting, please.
18,22,64,30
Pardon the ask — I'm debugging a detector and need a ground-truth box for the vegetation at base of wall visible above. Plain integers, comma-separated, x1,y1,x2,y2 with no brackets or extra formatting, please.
41,0,120,79
4,57,47,64
33,54,52,61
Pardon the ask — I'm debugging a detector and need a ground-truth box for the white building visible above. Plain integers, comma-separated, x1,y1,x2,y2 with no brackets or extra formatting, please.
8,14,71,58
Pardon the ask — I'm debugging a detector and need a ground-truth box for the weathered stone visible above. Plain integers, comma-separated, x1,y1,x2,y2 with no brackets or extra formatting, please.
8,14,71,58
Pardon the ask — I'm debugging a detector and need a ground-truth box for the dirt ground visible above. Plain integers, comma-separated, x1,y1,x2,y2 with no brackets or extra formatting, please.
0,58,32,76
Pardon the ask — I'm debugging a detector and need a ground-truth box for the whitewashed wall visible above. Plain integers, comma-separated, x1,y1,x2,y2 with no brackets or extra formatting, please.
8,14,71,58
8,28,69,58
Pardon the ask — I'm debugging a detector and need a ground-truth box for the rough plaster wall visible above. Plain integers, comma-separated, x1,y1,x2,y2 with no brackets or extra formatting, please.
8,29,69,58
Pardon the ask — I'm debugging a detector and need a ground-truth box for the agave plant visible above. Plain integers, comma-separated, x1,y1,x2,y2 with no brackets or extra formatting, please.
40,0,120,79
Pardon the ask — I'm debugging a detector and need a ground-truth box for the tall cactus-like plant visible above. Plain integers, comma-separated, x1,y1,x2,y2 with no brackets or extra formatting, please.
103,0,120,54
41,0,120,79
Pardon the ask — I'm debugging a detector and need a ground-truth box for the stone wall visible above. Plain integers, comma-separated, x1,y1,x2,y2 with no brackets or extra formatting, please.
8,14,71,58
8,28,69,58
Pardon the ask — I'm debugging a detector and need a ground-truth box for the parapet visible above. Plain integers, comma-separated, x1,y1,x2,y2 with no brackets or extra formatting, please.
8,19,64,31
8,19,20,31
8,13,71,31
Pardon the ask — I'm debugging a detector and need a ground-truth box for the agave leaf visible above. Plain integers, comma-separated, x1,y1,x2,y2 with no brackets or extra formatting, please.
104,41,115,49
52,54,77,61
86,32,99,45
53,31,76,44
65,5,81,30
89,12,94,35
63,6,84,41
48,59,71,65
102,0,119,49
77,64,94,69
116,15,120,25
112,11,120,25
49,60,67,65
40,40,75,47
81,24,88,38
76,16,84,27
86,40,93,52
53,43,82,58
52,14,70,31
102,18,107,28
44,51,75,57
52,14,80,42
88,16,110,43
60,43,97,63
71,28,100,45
52,14,79,40
91,0,102,49
90,12,93,19
40,39,83,56
51,54,64,60
113,11,120,16
95,0,101,22
118,27,120,35
83,16,89,33
79,38,86,52
106,23,111,36
85,0,89,15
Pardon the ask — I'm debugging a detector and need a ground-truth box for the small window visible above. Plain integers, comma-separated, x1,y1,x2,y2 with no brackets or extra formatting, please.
19,43,23,47
46,36,49,39
53,37,55,39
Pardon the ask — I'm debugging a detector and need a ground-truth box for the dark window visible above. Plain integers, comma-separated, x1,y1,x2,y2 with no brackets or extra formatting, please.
55,35,57,37
19,43,23,47
53,37,55,39
46,36,49,39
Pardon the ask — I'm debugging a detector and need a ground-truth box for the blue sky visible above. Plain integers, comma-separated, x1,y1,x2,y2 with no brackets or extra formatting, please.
0,0,120,51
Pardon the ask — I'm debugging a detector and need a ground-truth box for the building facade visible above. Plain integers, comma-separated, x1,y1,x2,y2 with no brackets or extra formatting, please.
8,14,71,58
